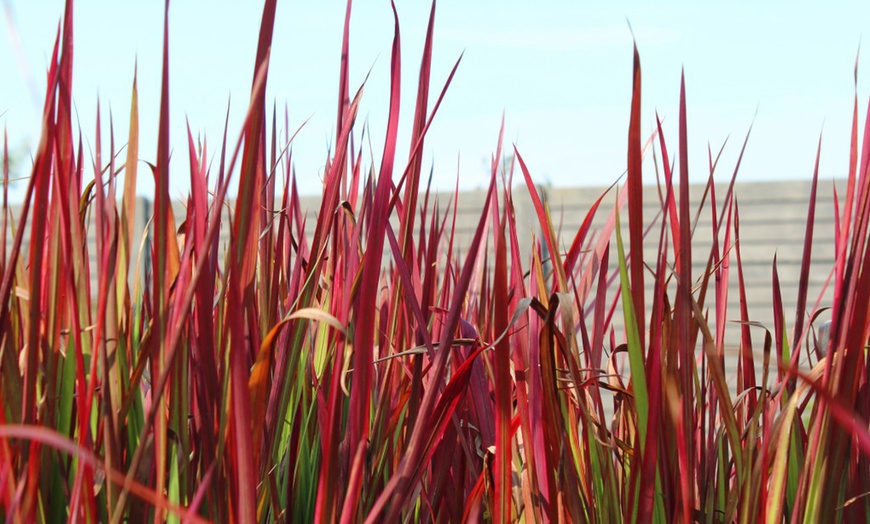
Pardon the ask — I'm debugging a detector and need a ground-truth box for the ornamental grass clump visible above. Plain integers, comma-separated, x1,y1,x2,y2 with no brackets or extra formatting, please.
3,0,870,522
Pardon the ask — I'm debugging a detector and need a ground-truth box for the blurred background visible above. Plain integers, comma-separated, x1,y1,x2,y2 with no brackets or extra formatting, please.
2,0,869,200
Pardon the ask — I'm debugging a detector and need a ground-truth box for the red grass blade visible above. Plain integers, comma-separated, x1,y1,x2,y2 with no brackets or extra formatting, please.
675,70,694,522
347,0,401,473
397,0,436,258
148,3,177,518
626,43,646,349
490,133,512,524
516,147,566,290
224,0,278,519
336,0,353,134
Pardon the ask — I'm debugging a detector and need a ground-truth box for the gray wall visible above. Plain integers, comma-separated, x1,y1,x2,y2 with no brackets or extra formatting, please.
4,179,838,357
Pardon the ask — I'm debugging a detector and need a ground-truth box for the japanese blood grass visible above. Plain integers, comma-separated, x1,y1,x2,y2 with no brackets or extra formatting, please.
3,0,870,522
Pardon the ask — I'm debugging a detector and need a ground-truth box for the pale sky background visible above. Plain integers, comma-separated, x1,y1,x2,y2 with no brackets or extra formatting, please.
1,1,869,200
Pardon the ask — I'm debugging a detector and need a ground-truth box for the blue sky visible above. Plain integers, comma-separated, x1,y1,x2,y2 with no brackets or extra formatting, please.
1,1,869,199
